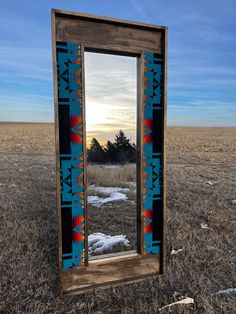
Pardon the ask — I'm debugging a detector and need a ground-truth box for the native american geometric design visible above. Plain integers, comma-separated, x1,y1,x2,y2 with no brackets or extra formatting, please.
143,52,163,255
56,41,85,270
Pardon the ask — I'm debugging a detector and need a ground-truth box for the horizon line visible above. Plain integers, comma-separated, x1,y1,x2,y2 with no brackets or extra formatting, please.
0,121,235,128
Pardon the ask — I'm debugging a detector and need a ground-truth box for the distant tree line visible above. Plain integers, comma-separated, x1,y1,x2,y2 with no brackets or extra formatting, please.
87,130,136,163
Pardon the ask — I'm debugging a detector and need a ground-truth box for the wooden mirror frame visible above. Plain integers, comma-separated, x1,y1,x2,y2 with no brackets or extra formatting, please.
52,9,167,296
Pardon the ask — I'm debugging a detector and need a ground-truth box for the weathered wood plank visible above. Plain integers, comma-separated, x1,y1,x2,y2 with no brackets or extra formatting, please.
61,255,160,294
89,250,137,262
136,54,144,255
81,44,89,267
51,10,63,298
160,28,168,274
55,16,162,54
53,9,167,32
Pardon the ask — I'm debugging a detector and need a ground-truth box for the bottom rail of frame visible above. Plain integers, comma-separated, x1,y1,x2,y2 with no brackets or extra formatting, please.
60,254,160,296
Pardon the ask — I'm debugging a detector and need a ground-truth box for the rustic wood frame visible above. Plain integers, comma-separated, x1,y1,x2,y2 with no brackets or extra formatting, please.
52,8,167,297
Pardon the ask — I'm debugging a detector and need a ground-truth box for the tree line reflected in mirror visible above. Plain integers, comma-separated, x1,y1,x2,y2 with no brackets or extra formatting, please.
85,52,137,260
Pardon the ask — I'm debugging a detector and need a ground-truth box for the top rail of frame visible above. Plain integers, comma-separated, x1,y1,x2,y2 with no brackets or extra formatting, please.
52,9,168,32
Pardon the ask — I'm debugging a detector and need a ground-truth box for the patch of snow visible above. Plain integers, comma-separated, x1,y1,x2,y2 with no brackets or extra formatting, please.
88,232,129,254
88,192,127,206
102,165,120,169
89,185,129,194
88,196,100,205
98,192,127,203
217,288,236,294
89,164,120,169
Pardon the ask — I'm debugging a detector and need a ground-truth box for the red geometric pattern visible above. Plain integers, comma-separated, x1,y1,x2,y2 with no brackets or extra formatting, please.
70,115,83,144
72,216,85,242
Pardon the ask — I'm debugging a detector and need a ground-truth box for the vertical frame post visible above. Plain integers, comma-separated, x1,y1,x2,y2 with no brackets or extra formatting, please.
142,52,164,259
55,42,86,270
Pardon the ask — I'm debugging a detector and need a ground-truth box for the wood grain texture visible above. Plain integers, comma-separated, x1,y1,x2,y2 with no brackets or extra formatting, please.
81,44,89,267
61,255,160,295
55,16,163,54
89,250,137,262
136,55,144,256
51,10,63,297
160,28,168,274
53,9,167,31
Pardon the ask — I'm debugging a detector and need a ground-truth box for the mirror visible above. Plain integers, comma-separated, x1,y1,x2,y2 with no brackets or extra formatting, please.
85,52,137,259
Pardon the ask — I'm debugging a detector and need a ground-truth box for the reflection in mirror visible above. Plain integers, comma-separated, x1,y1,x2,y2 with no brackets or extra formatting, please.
85,52,137,259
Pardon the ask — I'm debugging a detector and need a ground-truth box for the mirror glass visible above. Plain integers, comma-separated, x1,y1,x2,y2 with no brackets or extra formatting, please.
85,52,137,259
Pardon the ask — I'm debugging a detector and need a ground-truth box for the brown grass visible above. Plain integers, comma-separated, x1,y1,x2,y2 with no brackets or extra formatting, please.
0,123,236,313
87,163,136,187
0,122,54,155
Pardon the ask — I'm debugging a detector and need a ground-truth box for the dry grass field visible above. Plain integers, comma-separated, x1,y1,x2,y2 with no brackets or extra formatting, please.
87,163,137,255
0,122,235,313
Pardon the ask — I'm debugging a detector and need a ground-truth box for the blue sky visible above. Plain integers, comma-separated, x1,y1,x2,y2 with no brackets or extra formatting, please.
85,52,137,143
0,0,235,126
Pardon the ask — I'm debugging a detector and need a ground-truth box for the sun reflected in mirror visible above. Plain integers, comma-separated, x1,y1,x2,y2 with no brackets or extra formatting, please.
85,52,137,259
